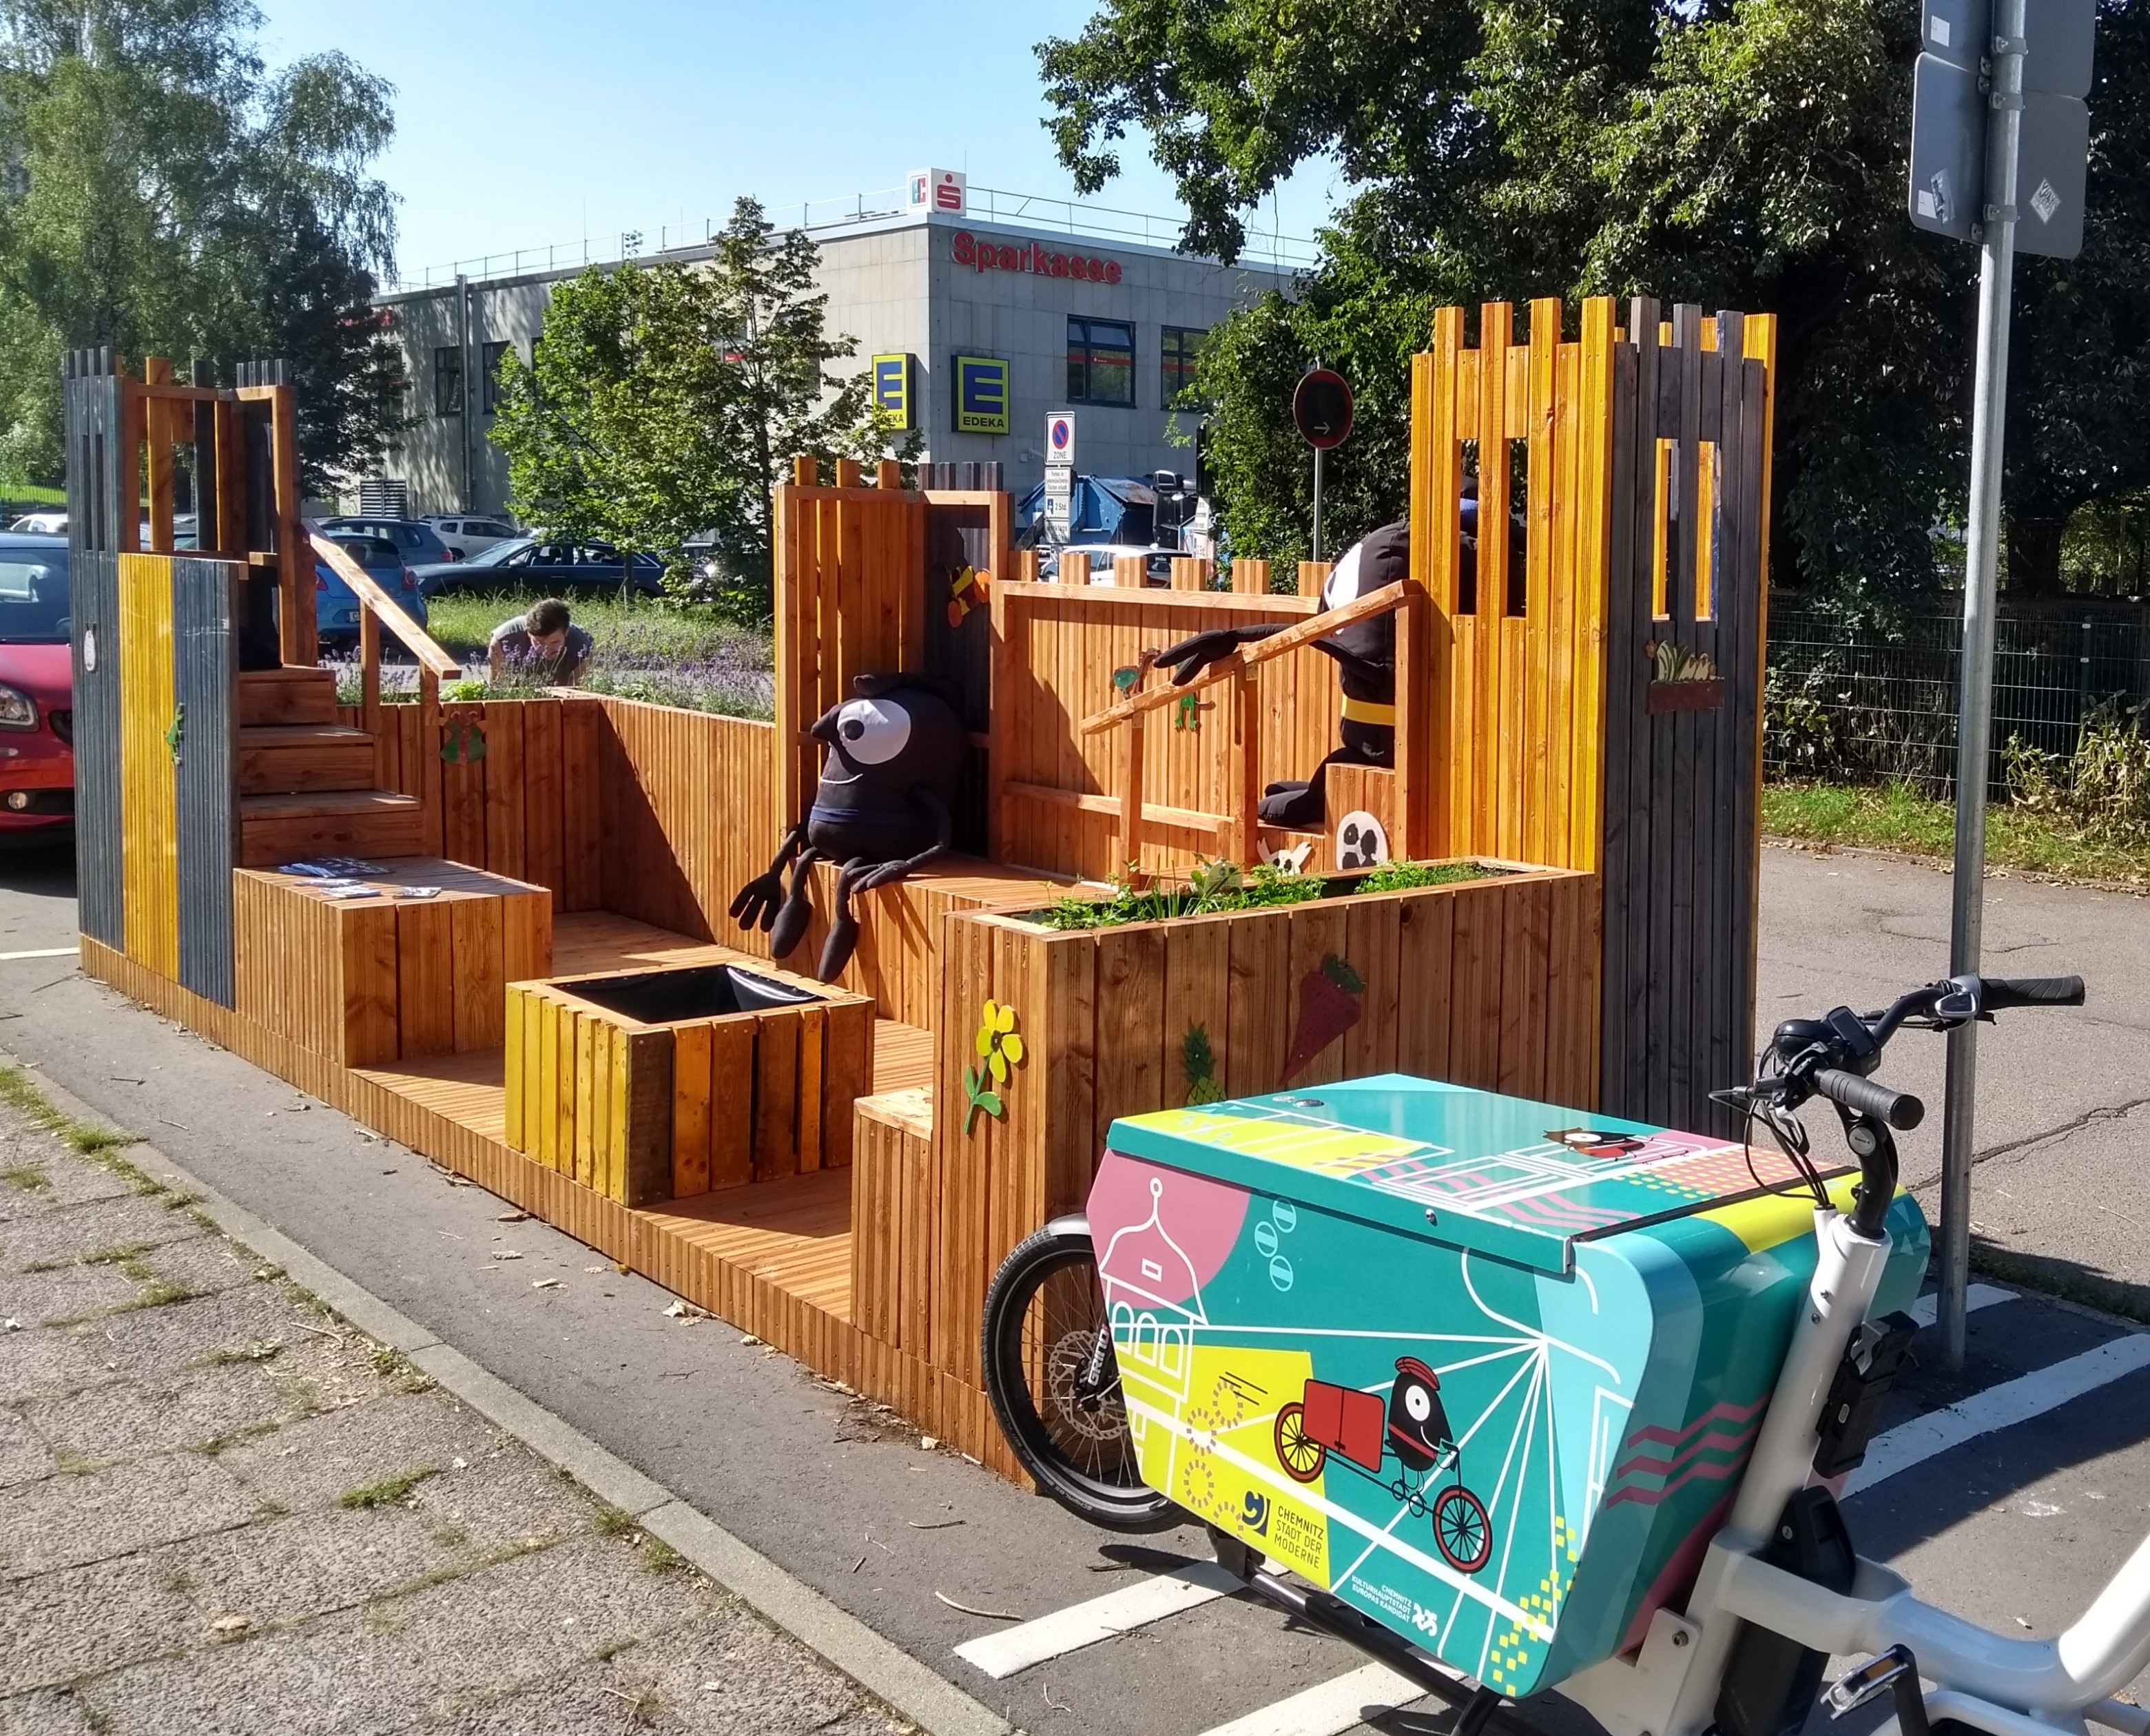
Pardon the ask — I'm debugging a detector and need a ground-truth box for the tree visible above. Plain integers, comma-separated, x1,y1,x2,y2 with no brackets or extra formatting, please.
0,2,404,493
1043,0,2150,607
489,198,907,619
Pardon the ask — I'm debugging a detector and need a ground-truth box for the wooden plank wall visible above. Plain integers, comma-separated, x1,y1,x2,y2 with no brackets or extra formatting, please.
1597,303,1778,1135
774,468,927,827
172,557,242,1007
1406,296,1776,1137
924,869,1598,1394
991,583,1342,880
336,696,775,955
62,355,127,952
1409,297,1615,871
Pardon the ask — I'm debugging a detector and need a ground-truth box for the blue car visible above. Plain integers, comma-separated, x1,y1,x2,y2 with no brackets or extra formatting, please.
316,535,429,648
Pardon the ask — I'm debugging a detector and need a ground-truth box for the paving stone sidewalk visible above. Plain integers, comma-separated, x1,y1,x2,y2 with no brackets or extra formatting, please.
0,1089,909,1736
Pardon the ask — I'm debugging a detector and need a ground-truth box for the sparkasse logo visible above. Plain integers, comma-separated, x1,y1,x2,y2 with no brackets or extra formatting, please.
952,231,1122,285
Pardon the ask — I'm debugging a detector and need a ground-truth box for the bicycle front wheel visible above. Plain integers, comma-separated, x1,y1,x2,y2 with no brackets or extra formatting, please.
980,1222,1181,1533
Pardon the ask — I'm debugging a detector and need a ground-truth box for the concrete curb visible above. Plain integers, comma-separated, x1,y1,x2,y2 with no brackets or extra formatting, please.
7,1053,1015,1736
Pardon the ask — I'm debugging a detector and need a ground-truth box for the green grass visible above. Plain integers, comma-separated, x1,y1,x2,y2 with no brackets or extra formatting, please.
1764,781,2150,887
420,586,769,668
0,1062,143,1157
0,483,66,508
338,1466,441,1509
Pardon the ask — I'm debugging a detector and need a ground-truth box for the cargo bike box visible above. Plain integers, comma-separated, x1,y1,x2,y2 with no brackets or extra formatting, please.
1087,1075,1928,1698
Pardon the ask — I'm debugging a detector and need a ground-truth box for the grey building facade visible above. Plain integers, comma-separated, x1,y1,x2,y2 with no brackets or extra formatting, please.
369,201,1299,519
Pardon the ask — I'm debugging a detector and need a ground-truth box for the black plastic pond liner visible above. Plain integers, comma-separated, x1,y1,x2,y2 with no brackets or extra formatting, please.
565,962,823,1024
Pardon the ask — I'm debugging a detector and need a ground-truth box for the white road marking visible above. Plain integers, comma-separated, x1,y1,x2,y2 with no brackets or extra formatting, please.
0,946,74,962
1194,1662,1427,1736
1849,1331,2150,1495
1907,1283,2015,1328
953,1558,1245,1678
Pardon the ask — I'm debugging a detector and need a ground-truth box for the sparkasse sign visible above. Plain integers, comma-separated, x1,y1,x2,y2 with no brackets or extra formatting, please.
953,231,1122,285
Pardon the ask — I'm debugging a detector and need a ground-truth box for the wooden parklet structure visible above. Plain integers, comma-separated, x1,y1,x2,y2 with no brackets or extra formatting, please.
69,294,1775,1473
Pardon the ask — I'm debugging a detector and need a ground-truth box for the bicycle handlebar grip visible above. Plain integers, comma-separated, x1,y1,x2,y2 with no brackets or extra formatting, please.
1815,1068,1925,1131
1982,975,2087,1010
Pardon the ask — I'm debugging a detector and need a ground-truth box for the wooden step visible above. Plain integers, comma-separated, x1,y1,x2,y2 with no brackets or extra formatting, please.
239,725,377,796
238,668,340,727
239,789,424,869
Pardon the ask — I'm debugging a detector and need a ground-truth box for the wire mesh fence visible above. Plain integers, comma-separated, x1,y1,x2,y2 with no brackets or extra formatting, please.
1764,604,2150,796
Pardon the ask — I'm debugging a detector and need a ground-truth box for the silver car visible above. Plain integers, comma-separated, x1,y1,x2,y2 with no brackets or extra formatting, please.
422,514,519,558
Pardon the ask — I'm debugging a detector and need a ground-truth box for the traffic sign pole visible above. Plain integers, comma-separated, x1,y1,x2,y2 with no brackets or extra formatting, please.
1312,446,1325,563
1939,0,2027,1370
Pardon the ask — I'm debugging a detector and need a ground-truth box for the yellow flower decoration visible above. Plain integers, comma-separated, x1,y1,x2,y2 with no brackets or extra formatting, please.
964,1000,1023,1129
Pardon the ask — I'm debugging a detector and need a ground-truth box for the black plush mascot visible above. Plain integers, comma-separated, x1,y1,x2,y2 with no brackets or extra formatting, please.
731,673,967,981
1157,519,1411,830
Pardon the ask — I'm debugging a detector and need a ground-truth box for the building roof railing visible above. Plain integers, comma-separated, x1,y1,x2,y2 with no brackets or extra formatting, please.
380,182,1321,293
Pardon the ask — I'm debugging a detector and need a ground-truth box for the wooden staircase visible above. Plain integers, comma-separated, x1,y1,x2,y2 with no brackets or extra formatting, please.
238,669,423,867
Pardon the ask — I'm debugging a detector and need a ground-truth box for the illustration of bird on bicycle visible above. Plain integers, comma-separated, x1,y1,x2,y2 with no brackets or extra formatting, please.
1272,1356,1494,1573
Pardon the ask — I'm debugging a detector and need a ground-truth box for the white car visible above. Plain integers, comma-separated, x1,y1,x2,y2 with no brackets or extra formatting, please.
422,515,519,558
7,511,64,536
1040,543,1180,585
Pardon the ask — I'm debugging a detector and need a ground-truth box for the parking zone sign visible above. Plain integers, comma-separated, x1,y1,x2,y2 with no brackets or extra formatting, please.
1046,413,1076,468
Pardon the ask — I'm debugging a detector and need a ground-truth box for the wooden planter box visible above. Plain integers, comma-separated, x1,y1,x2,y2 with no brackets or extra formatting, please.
503,960,874,1207
234,860,551,1066
878,862,1600,1385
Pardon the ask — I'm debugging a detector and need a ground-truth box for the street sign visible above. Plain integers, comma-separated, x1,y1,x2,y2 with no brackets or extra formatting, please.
1292,370,1354,450
1909,0,2093,257
1921,0,2093,93
1046,413,1076,467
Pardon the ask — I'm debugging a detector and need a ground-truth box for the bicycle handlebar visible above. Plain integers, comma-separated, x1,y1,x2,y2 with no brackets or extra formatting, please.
1813,1070,1924,1132
1978,975,2087,1011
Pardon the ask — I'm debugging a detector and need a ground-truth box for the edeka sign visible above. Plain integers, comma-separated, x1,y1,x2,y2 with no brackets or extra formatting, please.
953,356,1009,435
871,353,913,429
953,231,1123,285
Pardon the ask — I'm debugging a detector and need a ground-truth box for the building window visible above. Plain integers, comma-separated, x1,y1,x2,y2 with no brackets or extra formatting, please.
433,347,462,418
1161,325,1210,409
481,340,512,415
1067,318,1135,406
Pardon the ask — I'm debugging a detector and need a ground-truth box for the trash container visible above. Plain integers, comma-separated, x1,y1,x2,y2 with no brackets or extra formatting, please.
1088,1073,1928,1697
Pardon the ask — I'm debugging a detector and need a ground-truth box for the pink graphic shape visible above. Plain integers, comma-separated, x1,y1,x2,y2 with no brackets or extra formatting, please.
1089,1150,1250,1308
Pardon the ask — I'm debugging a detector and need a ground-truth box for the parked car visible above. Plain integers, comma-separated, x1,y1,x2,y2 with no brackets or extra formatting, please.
411,536,665,599
422,514,519,559
1038,543,1180,585
0,533,74,838
316,535,428,649
318,516,455,568
6,510,65,537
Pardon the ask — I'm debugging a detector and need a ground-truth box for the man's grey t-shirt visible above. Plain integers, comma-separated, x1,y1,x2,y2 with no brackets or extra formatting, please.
490,615,594,680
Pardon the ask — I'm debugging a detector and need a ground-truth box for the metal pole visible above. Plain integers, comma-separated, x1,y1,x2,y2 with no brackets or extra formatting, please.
455,273,474,515
1939,0,2027,1370
1312,445,1325,564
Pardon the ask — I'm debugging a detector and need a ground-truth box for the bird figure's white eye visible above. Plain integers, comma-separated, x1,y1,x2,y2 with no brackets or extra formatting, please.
1322,542,1366,609
834,697,911,765
1403,1384,1432,1423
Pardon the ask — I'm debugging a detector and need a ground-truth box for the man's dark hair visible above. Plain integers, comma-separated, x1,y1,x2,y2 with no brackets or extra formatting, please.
526,598,572,636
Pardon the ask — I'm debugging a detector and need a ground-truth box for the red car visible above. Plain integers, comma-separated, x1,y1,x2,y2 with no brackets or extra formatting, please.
0,534,74,839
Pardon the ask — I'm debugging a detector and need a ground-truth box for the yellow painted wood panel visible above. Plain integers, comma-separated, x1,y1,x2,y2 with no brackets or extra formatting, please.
117,554,178,978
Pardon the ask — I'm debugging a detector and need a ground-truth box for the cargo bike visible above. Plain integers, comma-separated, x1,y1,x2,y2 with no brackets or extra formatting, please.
981,972,2138,1736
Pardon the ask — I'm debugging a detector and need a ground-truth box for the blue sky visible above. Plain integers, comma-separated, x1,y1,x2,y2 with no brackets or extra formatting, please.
255,0,1340,286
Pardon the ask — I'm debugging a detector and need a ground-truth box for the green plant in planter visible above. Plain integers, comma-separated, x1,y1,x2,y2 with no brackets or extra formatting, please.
1352,860,1492,893
1036,858,1324,931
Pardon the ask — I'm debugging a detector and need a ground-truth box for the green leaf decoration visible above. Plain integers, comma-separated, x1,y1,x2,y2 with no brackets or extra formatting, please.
1321,953,1366,995
164,703,185,763
1113,665,1141,692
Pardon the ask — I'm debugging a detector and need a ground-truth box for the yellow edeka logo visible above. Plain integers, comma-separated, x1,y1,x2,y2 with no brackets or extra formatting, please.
953,355,1009,435
871,353,913,430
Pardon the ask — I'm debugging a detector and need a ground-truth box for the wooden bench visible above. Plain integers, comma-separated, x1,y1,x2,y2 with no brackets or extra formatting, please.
234,858,550,1066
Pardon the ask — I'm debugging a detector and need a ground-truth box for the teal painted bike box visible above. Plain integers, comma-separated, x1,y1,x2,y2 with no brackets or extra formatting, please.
1088,1075,1927,1697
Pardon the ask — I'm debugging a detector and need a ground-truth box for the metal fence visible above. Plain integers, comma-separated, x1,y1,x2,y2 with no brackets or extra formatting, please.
1764,604,2150,795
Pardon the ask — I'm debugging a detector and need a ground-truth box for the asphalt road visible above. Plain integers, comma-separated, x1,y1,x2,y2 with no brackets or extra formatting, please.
5,834,2150,1736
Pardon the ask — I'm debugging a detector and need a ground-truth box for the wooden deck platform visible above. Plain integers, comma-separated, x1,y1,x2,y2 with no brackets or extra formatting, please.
346,909,938,1330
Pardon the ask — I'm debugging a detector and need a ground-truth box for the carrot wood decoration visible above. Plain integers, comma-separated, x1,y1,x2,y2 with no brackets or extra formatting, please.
1182,1024,1225,1104
1283,954,1366,1081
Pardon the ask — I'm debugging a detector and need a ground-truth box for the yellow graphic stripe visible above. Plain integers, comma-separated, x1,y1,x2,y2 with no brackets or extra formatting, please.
117,554,178,980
